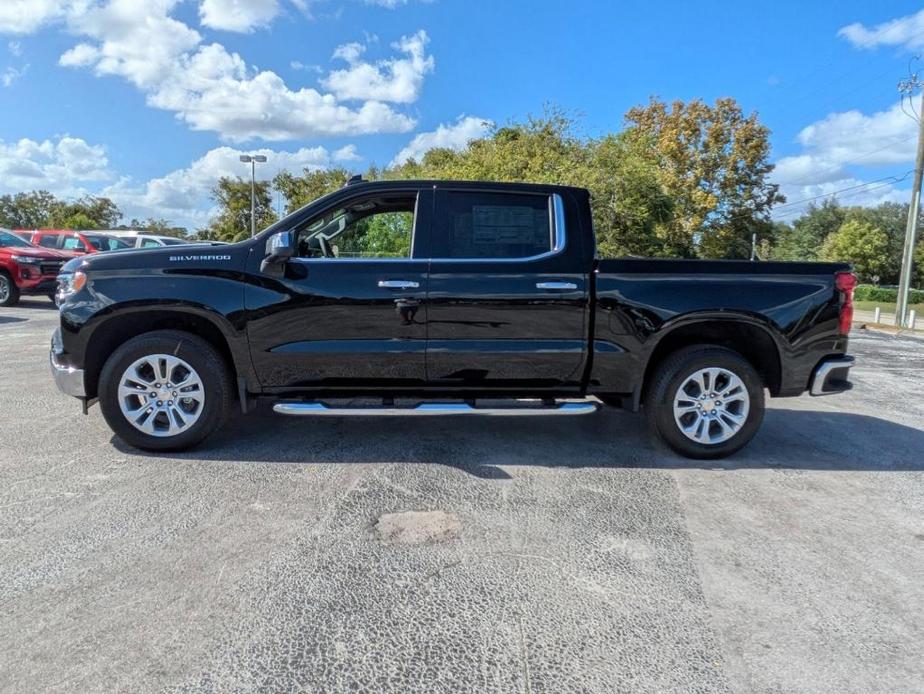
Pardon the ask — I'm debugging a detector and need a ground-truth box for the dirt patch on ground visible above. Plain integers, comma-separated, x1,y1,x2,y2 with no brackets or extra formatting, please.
374,510,462,545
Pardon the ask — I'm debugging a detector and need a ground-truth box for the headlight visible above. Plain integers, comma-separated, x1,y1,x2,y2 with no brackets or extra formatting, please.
11,255,42,265
58,270,87,298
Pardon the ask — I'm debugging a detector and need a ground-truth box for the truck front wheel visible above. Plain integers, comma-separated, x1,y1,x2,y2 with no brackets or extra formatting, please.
98,330,232,452
645,345,765,459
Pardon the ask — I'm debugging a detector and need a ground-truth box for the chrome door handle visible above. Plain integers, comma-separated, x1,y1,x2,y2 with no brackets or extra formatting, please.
536,281,578,290
378,280,420,289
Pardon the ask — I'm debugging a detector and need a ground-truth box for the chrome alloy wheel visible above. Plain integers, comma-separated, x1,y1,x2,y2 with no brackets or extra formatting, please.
0,275,10,303
117,354,205,437
672,367,750,445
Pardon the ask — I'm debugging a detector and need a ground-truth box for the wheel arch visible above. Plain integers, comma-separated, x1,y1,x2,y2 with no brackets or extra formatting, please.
639,316,783,405
82,307,246,400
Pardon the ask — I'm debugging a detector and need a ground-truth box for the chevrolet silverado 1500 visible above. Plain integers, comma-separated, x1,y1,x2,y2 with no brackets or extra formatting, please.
50,179,856,458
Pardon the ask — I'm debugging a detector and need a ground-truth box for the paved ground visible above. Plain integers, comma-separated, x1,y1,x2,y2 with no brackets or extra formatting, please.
854,308,923,333
1,299,922,693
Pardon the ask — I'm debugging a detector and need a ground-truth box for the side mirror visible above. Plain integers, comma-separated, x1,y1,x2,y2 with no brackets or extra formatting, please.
260,230,295,277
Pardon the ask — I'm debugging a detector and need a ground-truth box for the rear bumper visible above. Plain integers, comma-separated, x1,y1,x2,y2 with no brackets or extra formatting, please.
50,329,86,398
809,355,854,396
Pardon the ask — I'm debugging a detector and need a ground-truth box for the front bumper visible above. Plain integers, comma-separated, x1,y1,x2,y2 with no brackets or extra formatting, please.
809,355,854,396
50,329,86,398
21,277,59,295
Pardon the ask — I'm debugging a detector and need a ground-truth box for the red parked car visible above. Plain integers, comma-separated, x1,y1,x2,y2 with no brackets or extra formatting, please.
0,229,77,306
18,229,132,254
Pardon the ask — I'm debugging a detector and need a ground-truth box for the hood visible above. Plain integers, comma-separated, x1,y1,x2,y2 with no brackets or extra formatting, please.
5,245,72,260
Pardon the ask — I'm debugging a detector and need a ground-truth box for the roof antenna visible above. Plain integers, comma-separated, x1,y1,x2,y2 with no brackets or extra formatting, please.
344,174,365,187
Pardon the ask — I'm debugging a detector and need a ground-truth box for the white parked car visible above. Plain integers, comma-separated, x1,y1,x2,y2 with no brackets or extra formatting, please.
99,231,225,249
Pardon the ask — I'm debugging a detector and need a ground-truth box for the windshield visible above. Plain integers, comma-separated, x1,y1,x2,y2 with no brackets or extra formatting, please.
85,235,131,250
0,230,32,248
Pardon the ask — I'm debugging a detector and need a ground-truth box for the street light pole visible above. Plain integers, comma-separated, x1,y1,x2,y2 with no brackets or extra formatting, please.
239,154,267,238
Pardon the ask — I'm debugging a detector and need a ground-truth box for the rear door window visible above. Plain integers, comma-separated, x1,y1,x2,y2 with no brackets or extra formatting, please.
433,191,553,259
62,235,87,252
38,235,58,249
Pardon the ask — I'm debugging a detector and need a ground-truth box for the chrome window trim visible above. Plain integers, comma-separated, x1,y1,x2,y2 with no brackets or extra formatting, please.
285,191,568,265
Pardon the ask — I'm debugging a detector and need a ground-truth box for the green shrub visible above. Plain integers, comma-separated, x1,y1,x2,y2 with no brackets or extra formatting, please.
854,284,924,303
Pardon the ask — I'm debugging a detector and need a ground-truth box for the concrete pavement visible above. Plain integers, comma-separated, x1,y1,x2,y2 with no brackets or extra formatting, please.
1,299,922,693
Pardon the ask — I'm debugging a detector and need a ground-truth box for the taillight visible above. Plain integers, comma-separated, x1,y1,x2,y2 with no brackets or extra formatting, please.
835,271,857,336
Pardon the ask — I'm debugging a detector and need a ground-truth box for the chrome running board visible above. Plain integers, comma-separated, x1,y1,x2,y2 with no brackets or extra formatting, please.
273,400,599,417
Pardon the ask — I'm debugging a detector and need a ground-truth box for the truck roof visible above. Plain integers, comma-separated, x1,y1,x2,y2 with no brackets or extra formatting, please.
343,179,588,195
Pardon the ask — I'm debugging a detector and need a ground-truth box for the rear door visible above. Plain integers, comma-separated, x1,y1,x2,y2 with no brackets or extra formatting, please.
246,185,432,390
426,187,589,389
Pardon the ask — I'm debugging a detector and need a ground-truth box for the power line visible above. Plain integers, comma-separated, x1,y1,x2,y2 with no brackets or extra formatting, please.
772,173,913,219
774,171,913,210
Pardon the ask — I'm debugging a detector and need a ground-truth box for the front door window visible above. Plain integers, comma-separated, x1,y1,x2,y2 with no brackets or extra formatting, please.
296,195,416,260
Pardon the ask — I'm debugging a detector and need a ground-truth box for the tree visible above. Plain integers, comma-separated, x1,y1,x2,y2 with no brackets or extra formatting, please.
772,200,846,261
124,218,189,238
202,177,277,242
47,195,122,229
820,219,890,282
387,109,676,257
0,190,58,228
844,202,910,284
624,97,785,259
274,168,353,214
583,133,674,257
914,239,924,289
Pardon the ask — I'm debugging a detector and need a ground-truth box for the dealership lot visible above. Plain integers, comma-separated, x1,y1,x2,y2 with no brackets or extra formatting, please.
1,300,922,693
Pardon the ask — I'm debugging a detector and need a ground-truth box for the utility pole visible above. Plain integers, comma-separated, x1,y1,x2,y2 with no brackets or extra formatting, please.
239,154,267,237
897,72,924,327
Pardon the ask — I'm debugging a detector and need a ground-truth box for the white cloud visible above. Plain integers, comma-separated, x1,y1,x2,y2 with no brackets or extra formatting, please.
390,115,492,166
773,101,917,186
0,0,70,34
321,30,433,104
2,63,27,86
839,9,924,51
8,0,425,141
365,0,411,7
101,143,361,227
8,40,22,56
199,0,280,33
771,101,918,217
0,136,111,199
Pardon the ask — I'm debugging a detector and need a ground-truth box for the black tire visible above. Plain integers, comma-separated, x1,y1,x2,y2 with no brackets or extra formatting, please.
0,271,20,307
644,345,765,459
98,330,232,452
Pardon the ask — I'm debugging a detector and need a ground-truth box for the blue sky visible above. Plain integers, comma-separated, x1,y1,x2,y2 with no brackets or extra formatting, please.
1,0,924,230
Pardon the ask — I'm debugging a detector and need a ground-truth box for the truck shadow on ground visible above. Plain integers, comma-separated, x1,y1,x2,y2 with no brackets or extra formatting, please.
116,405,924,477
10,299,57,310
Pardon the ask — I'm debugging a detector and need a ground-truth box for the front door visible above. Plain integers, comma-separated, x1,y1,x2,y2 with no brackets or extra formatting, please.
246,187,432,390
426,187,589,389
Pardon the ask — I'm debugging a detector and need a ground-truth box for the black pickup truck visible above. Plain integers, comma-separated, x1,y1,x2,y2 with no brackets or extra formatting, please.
50,179,856,458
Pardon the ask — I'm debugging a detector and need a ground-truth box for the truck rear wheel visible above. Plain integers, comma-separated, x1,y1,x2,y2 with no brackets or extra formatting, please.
98,330,232,452
0,271,20,307
645,345,765,459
